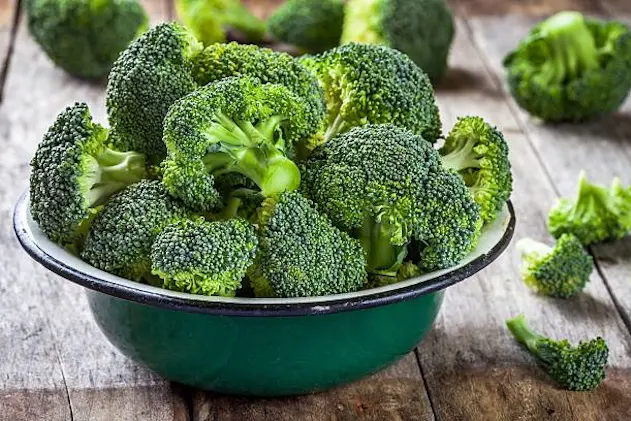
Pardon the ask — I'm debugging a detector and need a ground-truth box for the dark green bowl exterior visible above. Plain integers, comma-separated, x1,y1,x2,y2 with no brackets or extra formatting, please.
87,289,443,396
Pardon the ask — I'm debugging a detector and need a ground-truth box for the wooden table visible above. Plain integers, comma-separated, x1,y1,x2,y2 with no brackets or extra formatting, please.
1,0,631,419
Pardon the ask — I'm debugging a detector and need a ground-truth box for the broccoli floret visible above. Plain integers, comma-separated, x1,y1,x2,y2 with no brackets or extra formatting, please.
267,0,344,53
162,76,308,212
507,314,608,391
26,0,148,79
503,12,631,122
548,172,631,245
175,0,265,45
151,218,258,296
340,0,454,82
516,234,593,298
106,22,203,164
29,103,146,249
299,43,441,149
302,124,480,276
248,191,367,298
81,180,189,281
439,116,513,225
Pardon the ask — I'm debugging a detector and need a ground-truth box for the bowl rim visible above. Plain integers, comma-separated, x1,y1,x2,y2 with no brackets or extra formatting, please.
14,191,515,317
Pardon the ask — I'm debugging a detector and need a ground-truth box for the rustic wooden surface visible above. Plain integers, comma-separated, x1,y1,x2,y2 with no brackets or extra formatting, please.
1,0,631,420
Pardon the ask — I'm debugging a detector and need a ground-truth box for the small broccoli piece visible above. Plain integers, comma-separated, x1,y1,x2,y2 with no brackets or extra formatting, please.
516,235,593,298
162,76,308,212
506,314,608,391
302,124,480,276
548,172,631,245
151,218,257,296
503,11,631,122
439,116,513,225
340,0,454,82
106,22,203,164
175,0,264,45
82,180,189,282
299,43,441,149
26,0,148,79
29,103,146,249
267,0,344,53
249,191,367,298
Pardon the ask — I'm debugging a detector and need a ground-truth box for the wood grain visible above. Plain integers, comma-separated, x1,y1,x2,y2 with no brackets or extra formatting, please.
0,0,18,99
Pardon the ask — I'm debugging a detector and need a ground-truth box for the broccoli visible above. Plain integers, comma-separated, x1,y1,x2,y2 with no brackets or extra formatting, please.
248,191,367,298
302,124,480,276
151,218,258,296
267,0,344,53
503,11,631,122
175,0,265,45
29,103,146,249
516,234,593,298
506,314,608,391
299,43,441,149
26,0,148,79
106,22,203,164
548,172,631,245
81,180,189,281
162,76,309,212
439,117,513,225
340,0,454,82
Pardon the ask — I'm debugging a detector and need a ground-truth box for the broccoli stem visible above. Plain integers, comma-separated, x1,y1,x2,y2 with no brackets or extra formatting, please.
323,112,347,143
569,172,616,220
506,314,543,355
358,214,408,275
440,133,481,174
84,147,146,206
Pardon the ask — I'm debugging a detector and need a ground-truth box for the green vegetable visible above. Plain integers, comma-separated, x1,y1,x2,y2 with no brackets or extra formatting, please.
503,11,631,121
340,0,454,81
151,218,258,296
26,0,148,79
507,314,608,391
516,234,593,298
249,191,367,298
29,103,146,249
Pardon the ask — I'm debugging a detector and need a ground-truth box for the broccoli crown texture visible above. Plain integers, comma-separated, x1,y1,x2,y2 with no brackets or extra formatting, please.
302,124,480,275
267,0,344,53
440,116,513,225
175,0,264,45
26,0,148,79
162,76,307,212
340,0,454,81
299,43,441,147
517,235,593,298
249,191,367,298
30,103,146,247
151,218,258,296
548,172,631,245
503,11,631,122
507,314,608,391
81,180,189,281
106,22,203,164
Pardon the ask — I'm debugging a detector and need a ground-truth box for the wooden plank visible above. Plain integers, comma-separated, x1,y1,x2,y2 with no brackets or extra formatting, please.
0,4,188,421
448,0,604,17
0,0,18,98
416,18,631,421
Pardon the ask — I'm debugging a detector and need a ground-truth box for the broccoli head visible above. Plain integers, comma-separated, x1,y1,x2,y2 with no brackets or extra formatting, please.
267,0,344,53
248,191,367,298
26,0,148,79
302,124,480,276
340,0,455,82
30,103,146,249
548,172,631,245
151,218,258,296
516,235,593,298
439,116,513,225
503,11,631,122
299,43,441,148
81,180,189,281
507,314,608,391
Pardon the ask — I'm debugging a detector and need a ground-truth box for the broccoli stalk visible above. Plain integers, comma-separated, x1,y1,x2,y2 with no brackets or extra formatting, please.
358,211,409,275
506,314,608,391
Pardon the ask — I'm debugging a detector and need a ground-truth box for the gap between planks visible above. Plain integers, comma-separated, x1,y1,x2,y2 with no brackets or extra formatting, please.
0,0,21,102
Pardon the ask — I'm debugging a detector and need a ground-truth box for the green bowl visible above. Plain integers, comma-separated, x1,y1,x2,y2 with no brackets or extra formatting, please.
14,193,515,397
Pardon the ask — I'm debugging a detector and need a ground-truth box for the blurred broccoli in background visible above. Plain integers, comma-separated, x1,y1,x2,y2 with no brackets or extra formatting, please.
503,11,631,122
26,0,148,79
